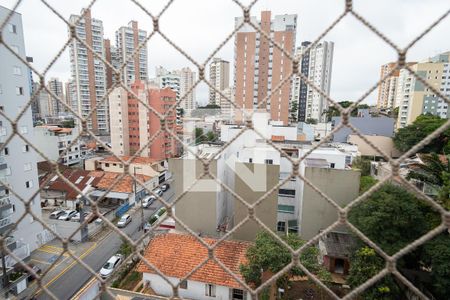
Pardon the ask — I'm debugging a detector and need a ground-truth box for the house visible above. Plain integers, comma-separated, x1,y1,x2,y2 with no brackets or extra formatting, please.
347,134,401,158
318,231,356,275
137,233,251,300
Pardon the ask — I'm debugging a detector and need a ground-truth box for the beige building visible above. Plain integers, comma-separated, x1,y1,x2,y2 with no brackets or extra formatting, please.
396,52,450,128
209,57,230,106
377,62,416,110
169,144,279,241
234,11,297,125
347,134,401,158
300,167,360,240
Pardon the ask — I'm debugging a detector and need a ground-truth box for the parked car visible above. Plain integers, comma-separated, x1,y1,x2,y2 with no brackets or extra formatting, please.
49,210,64,219
149,207,167,226
161,183,170,192
117,214,132,228
142,195,156,208
58,210,77,221
154,189,163,197
70,212,88,222
99,254,123,278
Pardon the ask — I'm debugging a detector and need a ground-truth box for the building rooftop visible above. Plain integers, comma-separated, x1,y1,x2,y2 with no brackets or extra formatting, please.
94,172,151,194
100,155,160,165
304,158,329,168
137,233,251,288
320,231,356,259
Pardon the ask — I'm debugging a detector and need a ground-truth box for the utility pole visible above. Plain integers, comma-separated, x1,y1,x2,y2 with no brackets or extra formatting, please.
134,167,144,231
79,196,88,242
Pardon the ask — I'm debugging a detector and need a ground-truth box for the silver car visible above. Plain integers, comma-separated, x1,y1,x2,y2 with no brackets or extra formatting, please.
117,214,132,228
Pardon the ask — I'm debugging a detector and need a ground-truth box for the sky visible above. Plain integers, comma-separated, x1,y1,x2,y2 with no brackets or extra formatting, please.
2,0,450,105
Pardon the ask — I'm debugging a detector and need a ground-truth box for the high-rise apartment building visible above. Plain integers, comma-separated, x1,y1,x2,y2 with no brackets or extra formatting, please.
209,58,230,106
104,38,120,90
397,52,450,128
69,9,108,134
377,62,416,110
220,87,234,120
291,41,334,122
116,21,148,86
109,83,177,160
47,77,65,115
0,6,46,267
65,81,74,110
155,67,181,99
178,67,196,111
234,11,297,125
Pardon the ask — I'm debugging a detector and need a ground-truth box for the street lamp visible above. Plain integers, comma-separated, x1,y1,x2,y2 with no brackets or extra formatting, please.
133,166,144,231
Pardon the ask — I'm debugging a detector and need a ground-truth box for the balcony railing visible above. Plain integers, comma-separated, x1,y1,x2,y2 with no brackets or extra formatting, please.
0,215,12,229
0,194,11,208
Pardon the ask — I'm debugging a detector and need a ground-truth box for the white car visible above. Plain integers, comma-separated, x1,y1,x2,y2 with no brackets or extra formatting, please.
70,212,88,222
58,210,77,221
117,214,132,228
161,183,170,192
142,196,156,208
154,189,163,197
49,210,64,219
99,254,123,278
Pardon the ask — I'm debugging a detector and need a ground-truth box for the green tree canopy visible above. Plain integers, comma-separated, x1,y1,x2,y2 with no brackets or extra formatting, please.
240,231,330,288
195,127,205,144
393,114,450,153
348,247,401,300
349,184,436,255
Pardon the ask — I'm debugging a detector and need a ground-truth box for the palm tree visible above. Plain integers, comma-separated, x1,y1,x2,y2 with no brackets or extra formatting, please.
407,153,449,186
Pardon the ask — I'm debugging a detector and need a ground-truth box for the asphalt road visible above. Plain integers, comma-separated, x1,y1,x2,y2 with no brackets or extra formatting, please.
35,188,175,300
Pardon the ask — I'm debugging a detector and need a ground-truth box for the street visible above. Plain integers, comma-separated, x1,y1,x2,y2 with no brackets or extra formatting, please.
31,188,175,300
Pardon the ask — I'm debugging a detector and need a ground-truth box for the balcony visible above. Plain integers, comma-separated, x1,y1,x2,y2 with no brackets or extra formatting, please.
0,156,7,171
0,215,13,233
0,194,11,211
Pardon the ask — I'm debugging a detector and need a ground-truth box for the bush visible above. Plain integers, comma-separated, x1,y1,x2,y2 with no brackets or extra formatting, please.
149,215,158,225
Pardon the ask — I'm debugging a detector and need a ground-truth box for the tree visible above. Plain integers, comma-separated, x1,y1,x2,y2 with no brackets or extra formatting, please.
348,184,434,255
348,247,401,300
305,118,318,125
393,114,450,153
407,153,450,209
206,131,217,142
359,176,378,194
290,101,298,123
240,231,330,295
61,119,75,128
195,127,205,144
421,233,450,299
352,156,372,176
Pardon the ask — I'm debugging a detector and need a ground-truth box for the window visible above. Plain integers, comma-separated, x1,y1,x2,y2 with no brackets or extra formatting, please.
277,221,286,232
248,158,253,163
231,289,245,300
278,189,295,197
105,163,110,167
23,144,29,152
264,159,273,165
13,66,22,75
16,86,24,95
277,205,295,214
205,284,216,297
25,180,33,188
20,126,28,134
8,23,17,33
24,163,32,171
330,163,335,168
3,147,9,156
179,280,187,289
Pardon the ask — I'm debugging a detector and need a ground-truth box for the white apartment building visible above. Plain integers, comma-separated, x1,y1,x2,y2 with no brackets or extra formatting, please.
209,58,230,106
116,21,148,86
220,87,234,121
155,67,181,99
220,113,356,237
0,6,47,269
34,82,52,119
396,52,450,128
47,77,65,116
69,9,109,134
33,126,82,166
291,41,334,122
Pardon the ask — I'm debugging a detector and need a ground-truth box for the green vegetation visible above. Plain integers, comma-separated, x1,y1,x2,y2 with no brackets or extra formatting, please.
325,101,371,121
61,119,75,128
305,118,318,124
149,215,158,225
348,183,450,298
352,156,372,176
393,114,450,153
119,238,133,257
359,175,378,194
240,231,330,297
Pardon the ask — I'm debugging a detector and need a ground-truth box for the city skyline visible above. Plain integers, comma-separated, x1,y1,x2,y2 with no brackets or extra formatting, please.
3,0,449,105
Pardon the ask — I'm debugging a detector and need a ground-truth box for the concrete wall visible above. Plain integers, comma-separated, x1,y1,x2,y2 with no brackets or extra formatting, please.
233,162,279,241
143,273,250,300
170,158,219,237
300,167,360,240
347,134,402,158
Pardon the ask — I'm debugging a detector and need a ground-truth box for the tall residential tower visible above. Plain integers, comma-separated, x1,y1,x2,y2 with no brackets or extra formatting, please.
234,11,297,125
69,9,108,134
209,58,230,106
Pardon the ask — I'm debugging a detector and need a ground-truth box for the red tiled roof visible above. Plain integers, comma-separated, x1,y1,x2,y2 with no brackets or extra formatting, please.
94,172,150,193
137,233,251,288
101,155,160,165
271,135,285,142
40,169,101,200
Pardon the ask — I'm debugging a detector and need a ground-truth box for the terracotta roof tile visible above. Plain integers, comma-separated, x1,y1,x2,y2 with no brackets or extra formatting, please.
137,233,251,288
94,172,150,193
101,155,159,165
271,135,285,142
